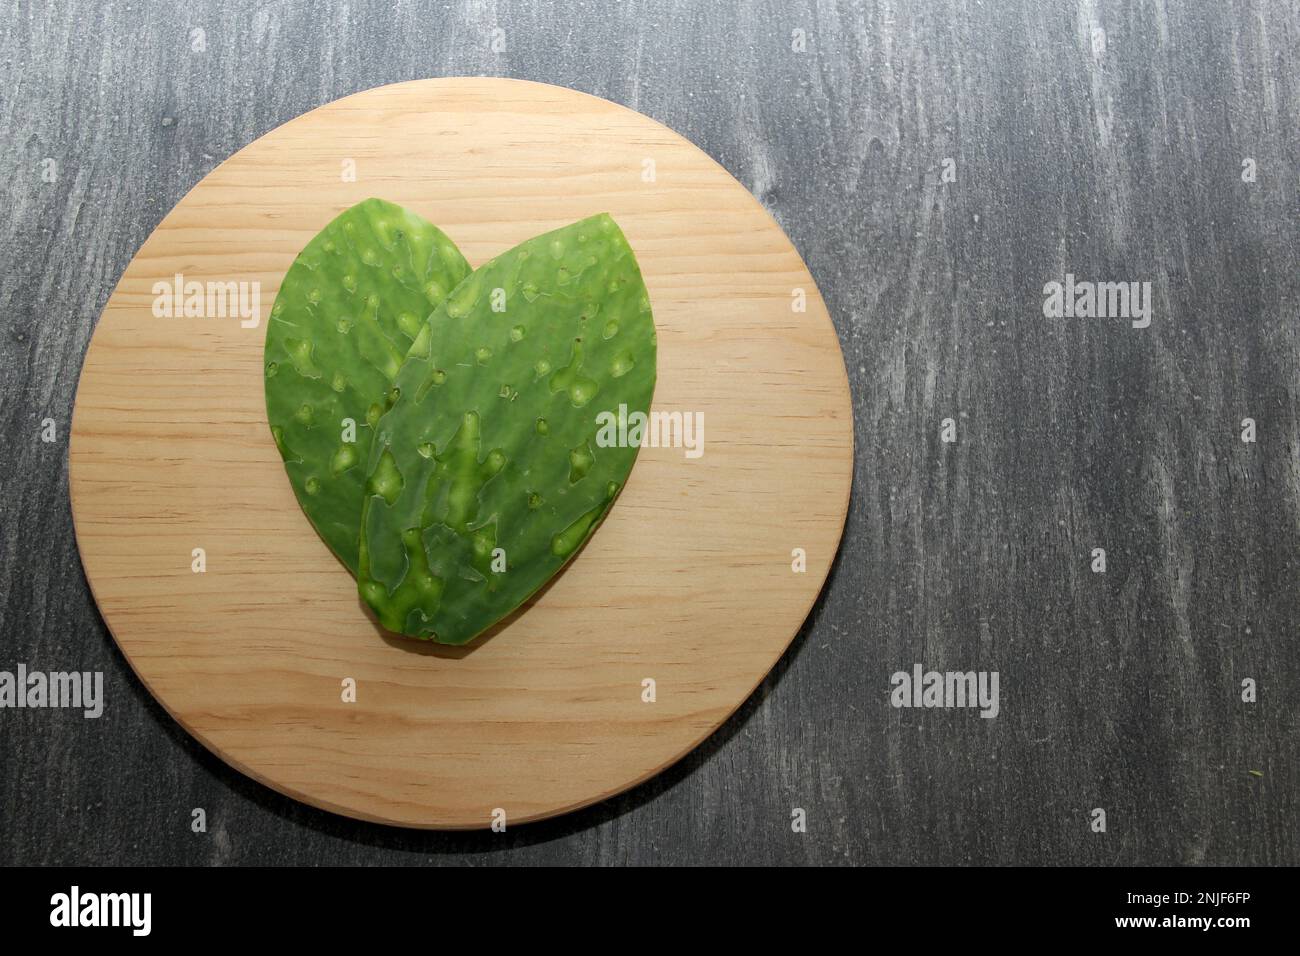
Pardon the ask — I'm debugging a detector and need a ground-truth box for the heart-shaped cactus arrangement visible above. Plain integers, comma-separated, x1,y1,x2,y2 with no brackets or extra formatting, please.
265,200,656,645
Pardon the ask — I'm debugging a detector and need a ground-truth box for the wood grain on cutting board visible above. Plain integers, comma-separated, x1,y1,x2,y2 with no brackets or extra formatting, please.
68,78,853,828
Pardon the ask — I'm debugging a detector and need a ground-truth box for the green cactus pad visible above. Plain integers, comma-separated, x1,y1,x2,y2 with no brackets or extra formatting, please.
358,214,657,644
264,199,471,573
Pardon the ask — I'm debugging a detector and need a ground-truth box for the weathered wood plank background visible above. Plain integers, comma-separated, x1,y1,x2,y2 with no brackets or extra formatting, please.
1,0,1296,865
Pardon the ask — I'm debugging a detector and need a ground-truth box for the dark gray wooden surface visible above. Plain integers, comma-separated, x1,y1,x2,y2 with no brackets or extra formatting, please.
1,0,1297,866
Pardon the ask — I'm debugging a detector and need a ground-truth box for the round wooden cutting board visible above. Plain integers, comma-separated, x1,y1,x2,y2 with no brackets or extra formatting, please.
69,78,853,829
